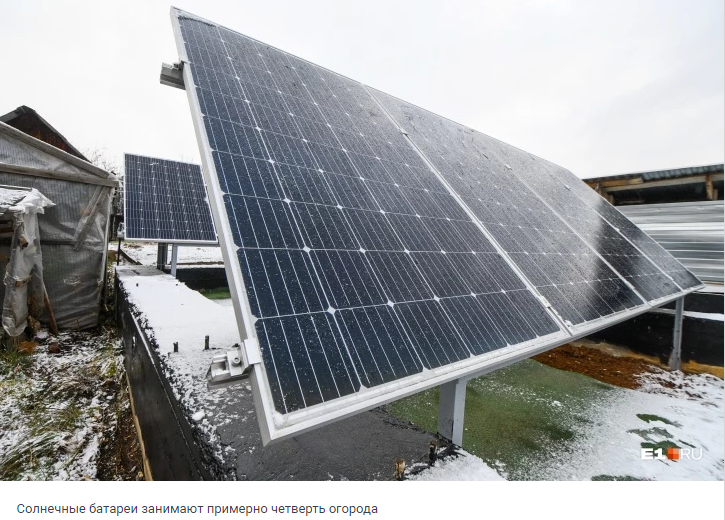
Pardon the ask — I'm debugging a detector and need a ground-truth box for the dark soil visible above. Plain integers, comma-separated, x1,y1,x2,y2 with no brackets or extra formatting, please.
96,379,143,481
532,343,660,389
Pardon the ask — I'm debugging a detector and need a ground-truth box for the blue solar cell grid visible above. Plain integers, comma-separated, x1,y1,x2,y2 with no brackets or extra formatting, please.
124,154,217,243
171,9,701,429
175,13,564,415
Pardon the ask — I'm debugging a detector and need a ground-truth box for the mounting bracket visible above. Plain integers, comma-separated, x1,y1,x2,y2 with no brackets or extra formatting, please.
160,62,185,90
206,338,261,389
206,345,247,389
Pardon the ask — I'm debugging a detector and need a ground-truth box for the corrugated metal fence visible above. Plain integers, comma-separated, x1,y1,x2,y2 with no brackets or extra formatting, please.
619,201,724,284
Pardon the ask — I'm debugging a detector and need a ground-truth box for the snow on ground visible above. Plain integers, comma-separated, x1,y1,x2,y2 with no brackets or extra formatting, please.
121,241,222,266
116,266,723,481
389,359,723,481
117,265,243,477
0,331,124,480
537,369,723,481
408,450,504,481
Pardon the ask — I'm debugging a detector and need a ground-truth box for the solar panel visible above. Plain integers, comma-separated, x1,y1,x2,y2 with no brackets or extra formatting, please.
169,9,702,443
124,153,217,244
370,92,682,322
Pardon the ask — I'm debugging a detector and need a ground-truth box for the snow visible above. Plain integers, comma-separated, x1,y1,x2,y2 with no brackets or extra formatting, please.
0,331,124,480
0,187,29,209
121,241,222,266
115,265,722,482
536,369,723,481
117,265,239,356
116,265,244,477
408,450,504,481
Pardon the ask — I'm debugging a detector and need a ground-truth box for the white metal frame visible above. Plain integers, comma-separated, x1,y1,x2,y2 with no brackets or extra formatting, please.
668,296,685,371
122,152,219,246
169,7,703,445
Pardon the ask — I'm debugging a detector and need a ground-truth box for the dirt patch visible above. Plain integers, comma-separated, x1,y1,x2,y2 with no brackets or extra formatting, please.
532,343,661,389
681,360,724,379
96,379,143,481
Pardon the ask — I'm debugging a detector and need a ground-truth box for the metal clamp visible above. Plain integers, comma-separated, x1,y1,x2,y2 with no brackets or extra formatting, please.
206,344,247,389
205,338,262,389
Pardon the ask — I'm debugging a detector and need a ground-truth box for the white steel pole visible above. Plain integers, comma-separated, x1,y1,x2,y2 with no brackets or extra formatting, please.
437,379,467,446
668,296,685,371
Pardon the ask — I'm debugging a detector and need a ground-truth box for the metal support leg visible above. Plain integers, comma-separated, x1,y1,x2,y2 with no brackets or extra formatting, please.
437,379,467,446
156,243,168,271
668,296,685,371
170,244,179,277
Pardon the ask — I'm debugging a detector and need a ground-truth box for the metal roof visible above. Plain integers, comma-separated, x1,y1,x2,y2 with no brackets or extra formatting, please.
620,201,724,284
584,163,724,183
0,105,88,161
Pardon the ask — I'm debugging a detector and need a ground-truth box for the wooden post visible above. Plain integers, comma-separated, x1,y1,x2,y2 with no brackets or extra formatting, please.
42,281,59,335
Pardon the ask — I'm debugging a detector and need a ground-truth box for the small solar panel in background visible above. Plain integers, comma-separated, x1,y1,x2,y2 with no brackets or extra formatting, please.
124,154,217,243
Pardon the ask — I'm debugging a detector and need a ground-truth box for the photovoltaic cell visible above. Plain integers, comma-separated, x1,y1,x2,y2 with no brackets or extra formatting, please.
368,93,678,323
124,154,217,243
170,9,702,442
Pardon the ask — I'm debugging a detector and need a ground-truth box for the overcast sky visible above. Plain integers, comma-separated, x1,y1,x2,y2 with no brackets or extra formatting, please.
1,0,722,178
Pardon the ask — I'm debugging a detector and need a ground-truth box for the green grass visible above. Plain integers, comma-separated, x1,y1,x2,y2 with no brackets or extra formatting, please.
640,440,680,451
198,287,231,300
628,426,673,442
0,338,123,480
0,348,33,377
636,413,680,427
592,475,648,481
384,359,616,480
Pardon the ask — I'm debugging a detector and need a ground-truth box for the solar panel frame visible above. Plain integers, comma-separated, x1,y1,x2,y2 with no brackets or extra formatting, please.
123,153,218,245
169,8,703,445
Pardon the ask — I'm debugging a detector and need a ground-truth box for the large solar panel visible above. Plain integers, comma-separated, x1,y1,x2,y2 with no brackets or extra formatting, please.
169,9,702,444
124,153,217,243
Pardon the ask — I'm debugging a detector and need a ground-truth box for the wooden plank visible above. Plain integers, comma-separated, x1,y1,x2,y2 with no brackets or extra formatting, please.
597,177,644,188
604,173,724,193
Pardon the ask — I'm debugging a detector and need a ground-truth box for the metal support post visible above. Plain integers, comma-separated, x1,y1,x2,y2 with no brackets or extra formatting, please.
437,378,467,446
156,243,168,271
170,244,179,277
668,296,685,371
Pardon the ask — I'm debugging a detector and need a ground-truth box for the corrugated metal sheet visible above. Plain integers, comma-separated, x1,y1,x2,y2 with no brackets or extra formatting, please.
620,201,724,284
